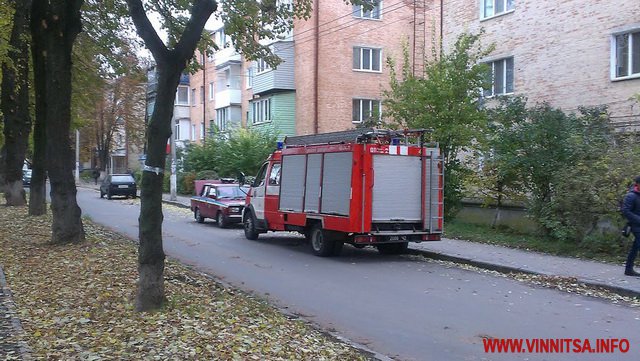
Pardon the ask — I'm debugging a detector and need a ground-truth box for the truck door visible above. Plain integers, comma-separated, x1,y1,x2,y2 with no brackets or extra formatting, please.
251,162,269,221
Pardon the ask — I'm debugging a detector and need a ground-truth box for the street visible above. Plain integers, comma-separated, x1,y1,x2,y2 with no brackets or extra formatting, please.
76,187,640,361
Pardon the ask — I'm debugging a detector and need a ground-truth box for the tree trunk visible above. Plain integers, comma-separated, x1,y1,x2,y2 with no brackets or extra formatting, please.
28,0,48,216
2,0,33,206
32,0,85,243
135,65,181,311
125,0,216,311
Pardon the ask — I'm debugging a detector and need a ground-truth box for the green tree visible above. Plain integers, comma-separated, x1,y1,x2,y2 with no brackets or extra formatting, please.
469,96,528,227
383,33,493,217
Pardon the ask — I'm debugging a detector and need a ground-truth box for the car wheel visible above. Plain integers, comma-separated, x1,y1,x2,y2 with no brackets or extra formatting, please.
217,212,228,228
195,208,205,223
377,242,408,255
243,212,259,240
310,224,337,257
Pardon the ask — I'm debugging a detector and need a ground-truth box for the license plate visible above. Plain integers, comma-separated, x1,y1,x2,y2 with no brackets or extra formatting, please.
389,236,399,241
118,185,128,188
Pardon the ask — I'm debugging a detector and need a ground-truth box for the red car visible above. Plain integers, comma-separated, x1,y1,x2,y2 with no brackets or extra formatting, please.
190,183,248,228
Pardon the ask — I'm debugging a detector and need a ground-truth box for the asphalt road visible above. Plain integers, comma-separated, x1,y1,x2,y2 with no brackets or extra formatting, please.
76,188,640,361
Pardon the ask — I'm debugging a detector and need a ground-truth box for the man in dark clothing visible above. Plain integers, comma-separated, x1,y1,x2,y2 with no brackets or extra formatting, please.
621,176,640,276
92,168,100,185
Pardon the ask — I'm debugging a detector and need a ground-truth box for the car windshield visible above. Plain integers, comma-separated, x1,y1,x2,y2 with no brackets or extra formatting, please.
112,175,135,183
217,186,249,199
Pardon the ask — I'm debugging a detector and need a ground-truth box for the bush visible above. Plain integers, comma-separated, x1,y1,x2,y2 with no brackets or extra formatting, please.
195,170,219,180
179,172,196,195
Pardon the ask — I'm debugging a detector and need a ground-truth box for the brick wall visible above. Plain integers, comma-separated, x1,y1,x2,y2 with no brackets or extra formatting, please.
442,0,640,122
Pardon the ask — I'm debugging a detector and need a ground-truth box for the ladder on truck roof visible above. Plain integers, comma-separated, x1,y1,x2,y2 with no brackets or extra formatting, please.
283,128,431,147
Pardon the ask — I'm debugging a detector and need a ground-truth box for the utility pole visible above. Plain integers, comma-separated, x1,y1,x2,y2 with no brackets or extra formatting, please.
75,129,80,182
170,126,177,201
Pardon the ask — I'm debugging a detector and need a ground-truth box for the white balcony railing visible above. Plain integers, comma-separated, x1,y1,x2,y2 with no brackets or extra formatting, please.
215,89,241,109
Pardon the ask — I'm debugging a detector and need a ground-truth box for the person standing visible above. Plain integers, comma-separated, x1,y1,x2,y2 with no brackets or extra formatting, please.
621,176,640,276
92,168,100,185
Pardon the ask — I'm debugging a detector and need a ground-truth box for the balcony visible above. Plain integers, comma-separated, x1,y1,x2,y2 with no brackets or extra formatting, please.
215,89,241,109
214,47,241,69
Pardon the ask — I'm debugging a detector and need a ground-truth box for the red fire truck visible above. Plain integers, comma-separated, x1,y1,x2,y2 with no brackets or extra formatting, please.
241,128,444,256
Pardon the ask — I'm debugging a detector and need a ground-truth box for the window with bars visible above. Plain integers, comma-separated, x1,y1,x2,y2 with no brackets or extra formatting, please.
352,99,381,123
353,46,382,72
484,57,514,97
251,98,272,124
613,30,640,79
353,0,381,19
481,0,514,19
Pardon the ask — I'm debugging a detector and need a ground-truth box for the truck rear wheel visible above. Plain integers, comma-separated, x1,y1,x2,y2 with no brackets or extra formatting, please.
243,212,259,240
377,242,408,255
310,224,340,257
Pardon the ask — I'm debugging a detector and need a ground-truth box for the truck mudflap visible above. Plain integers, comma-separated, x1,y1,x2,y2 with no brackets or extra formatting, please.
353,232,441,244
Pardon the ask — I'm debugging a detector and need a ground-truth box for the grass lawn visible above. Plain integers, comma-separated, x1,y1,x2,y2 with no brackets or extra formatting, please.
444,219,630,264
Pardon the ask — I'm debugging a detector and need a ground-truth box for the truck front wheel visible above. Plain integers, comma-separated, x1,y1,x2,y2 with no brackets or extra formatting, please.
310,225,341,257
244,212,259,240
195,208,205,223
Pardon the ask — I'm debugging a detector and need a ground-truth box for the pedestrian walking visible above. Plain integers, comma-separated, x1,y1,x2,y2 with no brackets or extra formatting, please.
92,168,100,185
621,176,640,276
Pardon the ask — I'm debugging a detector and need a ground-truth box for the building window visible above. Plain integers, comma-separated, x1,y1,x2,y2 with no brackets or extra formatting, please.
201,122,205,139
353,0,381,19
176,86,189,105
209,82,214,100
216,108,228,131
174,124,180,140
246,67,254,89
200,86,205,104
191,124,196,140
191,88,196,106
613,30,640,79
484,57,514,97
481,0,514,19
352,99,381,123
251,98,272,124
353,47,382,72
256,59,271,73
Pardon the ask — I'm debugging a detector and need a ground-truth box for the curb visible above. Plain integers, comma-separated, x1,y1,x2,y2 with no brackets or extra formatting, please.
409,248,640,299
0,265,32,360
162,199,190,209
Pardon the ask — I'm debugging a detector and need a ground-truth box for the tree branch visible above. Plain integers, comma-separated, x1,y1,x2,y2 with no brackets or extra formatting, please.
125,0,168,61
174,0,216,62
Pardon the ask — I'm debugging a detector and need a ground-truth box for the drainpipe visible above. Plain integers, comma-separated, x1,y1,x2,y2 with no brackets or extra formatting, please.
202,53,206,141
440,0,444,54
313,0,319,134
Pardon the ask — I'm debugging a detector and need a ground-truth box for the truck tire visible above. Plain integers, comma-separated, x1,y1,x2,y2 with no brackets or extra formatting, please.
377,242,408,255
216,212,228,229
243,212,259,240
195,208,205,223
310,224,337,257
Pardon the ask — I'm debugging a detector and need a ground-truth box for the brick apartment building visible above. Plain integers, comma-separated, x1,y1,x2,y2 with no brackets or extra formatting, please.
184,0,639,141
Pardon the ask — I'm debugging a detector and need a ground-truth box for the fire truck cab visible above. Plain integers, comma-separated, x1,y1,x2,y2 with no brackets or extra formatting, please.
242,128,444,257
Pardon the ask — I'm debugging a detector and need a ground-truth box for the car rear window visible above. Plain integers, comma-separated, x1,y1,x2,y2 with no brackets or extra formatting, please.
112,175,135,183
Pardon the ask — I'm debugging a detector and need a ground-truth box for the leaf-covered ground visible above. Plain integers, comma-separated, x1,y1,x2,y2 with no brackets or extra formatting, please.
0,206,370,360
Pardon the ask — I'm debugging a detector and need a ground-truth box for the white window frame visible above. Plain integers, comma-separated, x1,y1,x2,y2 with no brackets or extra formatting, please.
208,82,214,100
353,46,382,72
251,98,272,124
480,0,515,20
191,124,196,141
611,29,640,81
200,122,205,139
216,108,229,131
176,86,189,105
246,67,254,89
353,0,382,20
484,57,514,97
256,59,271,74
352,98,381,123
191,88,196,106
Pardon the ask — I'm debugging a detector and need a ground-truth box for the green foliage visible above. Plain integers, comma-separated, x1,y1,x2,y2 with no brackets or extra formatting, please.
179,171,196,195
183,128,277,178
195,170,219,180
383,33,493,218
